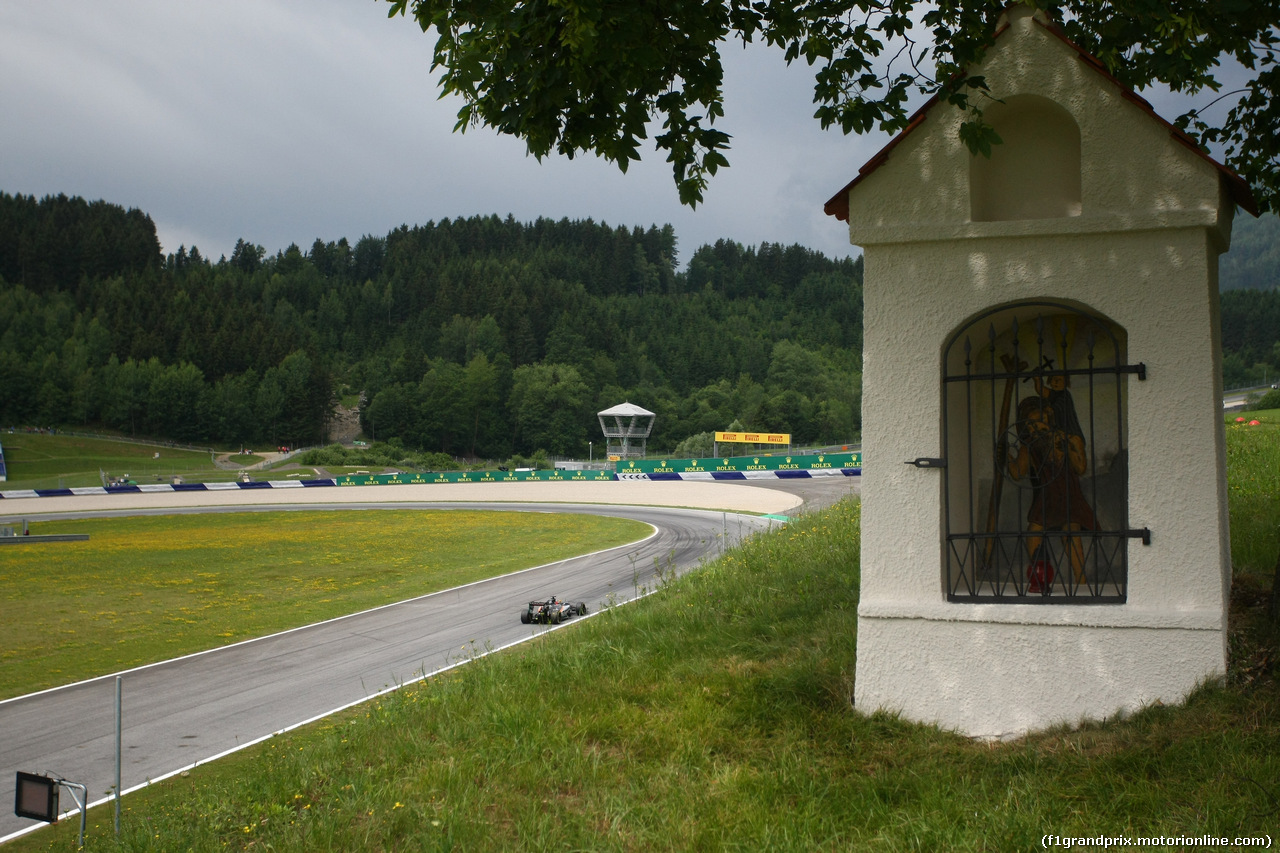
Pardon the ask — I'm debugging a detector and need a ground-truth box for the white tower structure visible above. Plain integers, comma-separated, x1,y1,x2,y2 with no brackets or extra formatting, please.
597,402,655,460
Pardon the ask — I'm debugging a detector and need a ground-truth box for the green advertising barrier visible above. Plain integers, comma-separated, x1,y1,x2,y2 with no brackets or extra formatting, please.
335,469,617,486
615,450,861,476
328,452,860,487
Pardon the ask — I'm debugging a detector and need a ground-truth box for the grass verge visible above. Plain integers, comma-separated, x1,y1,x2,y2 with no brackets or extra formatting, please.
1224,409,1280,574
0,510,649,699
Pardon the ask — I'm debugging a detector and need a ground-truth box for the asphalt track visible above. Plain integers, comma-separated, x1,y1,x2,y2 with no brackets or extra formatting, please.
0,477,857,842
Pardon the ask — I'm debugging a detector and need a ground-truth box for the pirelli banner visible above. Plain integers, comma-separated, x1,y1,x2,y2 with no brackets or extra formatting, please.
715,431,790,445
616,451,861,481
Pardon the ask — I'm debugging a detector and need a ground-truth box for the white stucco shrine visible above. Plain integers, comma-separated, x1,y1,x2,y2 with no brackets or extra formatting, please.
824,6,1257,738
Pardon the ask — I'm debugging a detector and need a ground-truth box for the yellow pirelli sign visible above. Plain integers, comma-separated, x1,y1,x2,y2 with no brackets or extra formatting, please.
715,431,791,445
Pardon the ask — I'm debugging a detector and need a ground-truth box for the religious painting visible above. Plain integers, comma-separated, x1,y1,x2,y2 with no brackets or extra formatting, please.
942,301,1138,602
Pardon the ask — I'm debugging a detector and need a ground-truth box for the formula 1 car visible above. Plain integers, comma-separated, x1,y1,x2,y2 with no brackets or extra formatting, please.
520,596,588,625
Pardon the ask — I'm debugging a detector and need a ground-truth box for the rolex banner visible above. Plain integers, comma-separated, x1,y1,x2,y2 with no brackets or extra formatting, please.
616,451,861,477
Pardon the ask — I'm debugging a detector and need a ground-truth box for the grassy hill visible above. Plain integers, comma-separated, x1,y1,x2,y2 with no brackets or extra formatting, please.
0,431,229,489
11,417,1280,851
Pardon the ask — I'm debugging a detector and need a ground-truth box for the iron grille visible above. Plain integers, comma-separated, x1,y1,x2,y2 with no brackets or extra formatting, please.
942,302,1145,603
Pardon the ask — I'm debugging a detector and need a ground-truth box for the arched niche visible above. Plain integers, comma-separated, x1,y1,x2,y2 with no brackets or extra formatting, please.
970,95,1083,222
941,301,1135,602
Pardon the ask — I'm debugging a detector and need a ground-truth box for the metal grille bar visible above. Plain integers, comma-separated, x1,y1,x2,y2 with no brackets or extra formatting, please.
942,303,1135,604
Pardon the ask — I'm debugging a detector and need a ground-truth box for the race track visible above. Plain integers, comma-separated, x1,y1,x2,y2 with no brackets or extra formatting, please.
0,478,855,841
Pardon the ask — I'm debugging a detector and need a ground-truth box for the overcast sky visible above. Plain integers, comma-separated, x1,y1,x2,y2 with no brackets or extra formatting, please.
0,0,896,267
4,2,1258,272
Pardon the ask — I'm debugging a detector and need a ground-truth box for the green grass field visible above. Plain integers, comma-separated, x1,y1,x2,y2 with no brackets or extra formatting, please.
7,422,1279,851
0,432,232,489
15,494,1279,853
0,510,649,700
0,432,494,487
1225,410,1280,575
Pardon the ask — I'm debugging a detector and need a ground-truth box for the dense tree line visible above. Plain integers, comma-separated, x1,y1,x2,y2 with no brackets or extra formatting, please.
5,191,1277,454
0,192,161,291
1220,214,1280,293
1204,211,1280,388
0,193,864,457
1221,288,1280,389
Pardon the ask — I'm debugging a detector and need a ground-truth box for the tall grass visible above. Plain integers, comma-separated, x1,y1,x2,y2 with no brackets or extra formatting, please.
10,425,1280,852
1223,410,1280,701
1225,411,1280,576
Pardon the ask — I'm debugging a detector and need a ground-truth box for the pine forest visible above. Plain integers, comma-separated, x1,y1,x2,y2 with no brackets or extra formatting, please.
2,193,1277,460
0,192,864,459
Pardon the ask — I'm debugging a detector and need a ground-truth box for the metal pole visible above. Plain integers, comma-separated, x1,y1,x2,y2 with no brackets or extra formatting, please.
115,675,122,834
59,781,88,849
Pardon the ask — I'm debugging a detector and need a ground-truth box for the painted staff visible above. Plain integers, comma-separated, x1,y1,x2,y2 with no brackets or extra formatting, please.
983,352,1023,571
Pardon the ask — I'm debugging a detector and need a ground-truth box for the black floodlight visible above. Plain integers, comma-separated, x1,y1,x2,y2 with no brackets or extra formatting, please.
14,772,58,822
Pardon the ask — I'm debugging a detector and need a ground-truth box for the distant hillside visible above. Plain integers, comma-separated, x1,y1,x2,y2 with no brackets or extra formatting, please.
0,194,864,458
6,189,1271,452
1221,213,1280,292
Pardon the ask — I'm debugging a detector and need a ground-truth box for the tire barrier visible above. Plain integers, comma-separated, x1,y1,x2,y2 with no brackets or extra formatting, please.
0,451,860,499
